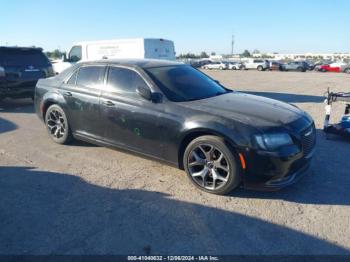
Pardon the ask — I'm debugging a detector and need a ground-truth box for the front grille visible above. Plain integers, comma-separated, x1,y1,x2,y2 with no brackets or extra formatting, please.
301,125,316,157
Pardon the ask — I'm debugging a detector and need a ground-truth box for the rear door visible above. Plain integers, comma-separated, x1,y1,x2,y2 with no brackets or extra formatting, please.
59,65,106,138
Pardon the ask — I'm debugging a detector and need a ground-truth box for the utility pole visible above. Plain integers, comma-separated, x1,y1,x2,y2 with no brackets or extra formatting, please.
231,34,235,55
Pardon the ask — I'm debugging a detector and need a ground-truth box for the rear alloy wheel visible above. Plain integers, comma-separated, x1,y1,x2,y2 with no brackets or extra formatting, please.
45,104,72,144
184,135,241,195
257,65,263,71
219,66,223,70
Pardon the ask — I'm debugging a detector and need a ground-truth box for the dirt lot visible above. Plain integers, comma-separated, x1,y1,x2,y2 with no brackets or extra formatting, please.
0,70,349,255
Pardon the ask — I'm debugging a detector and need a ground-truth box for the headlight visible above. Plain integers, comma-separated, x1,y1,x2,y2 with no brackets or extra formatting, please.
254,133,293,150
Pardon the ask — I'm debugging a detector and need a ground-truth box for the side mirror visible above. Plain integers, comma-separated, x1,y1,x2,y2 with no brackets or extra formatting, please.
136,86,162,103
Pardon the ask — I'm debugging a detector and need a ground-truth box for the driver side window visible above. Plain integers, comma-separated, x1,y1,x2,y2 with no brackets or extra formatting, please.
106,67,149,97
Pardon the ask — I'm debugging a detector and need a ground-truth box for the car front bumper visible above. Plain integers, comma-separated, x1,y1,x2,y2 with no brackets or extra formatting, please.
240,134,315,191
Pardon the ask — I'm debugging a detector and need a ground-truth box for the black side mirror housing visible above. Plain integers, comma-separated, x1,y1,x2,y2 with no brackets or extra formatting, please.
136,86,162,103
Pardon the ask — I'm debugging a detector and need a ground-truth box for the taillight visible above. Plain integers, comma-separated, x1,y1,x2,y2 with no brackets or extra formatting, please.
0,66,5,78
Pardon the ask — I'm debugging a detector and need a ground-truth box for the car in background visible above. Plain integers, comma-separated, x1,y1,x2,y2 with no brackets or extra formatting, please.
226,61,243,70
305,61,315,71
202,61,228,70
280,61,308,72
242,59,269,71
191,59,211,68
318,62,348,73
34,59,316,195
344,65,350,74
53,38,176,74
313,61,332,71
268,61,282,71
0,47,54,100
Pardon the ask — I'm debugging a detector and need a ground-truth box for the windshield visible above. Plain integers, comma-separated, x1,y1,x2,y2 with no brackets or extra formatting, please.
145,65,229,102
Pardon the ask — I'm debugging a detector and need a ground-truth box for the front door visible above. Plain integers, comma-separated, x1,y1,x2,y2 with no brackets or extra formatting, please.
99,66,170,158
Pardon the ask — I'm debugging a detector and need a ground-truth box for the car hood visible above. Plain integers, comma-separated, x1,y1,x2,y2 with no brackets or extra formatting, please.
180,92,310,130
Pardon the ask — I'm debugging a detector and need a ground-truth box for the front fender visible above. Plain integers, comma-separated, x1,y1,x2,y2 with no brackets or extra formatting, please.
180,118,255,148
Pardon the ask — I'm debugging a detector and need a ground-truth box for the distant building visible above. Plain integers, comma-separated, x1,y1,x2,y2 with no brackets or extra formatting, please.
209,55,223,61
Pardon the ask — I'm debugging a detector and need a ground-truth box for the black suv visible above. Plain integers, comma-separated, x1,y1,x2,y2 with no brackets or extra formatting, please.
280,61,309,72
0,47,54,100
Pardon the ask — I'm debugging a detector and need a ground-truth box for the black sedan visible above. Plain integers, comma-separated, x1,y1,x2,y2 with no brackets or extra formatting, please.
34,59,316,195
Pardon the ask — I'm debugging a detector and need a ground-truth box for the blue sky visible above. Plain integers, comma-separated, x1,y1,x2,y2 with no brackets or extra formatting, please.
1,0,349,54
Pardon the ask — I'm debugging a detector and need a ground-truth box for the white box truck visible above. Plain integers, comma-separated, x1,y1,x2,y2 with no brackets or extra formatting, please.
52,38,176,74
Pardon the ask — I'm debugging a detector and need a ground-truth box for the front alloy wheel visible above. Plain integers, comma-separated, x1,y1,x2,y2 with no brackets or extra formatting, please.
184,135,241,195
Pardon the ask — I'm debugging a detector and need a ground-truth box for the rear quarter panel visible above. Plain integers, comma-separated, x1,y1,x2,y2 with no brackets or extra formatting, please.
34,77,65,121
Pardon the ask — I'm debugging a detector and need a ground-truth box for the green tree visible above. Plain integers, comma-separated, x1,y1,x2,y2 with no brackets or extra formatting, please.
176,53,199,59
200,51,209,58
210,52,216,56
241,50,251,58
45,49,66,59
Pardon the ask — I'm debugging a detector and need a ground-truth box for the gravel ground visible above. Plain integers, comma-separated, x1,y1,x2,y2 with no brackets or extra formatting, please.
0,70,349,255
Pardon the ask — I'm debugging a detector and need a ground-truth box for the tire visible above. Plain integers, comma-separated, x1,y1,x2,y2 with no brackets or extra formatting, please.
297,67,304,72
257,65,263,71
45,104,72,144
183,135,241,195
219,66,223,70
345,68,350,74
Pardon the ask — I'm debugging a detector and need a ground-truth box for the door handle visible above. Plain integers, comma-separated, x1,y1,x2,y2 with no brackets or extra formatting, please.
102,100,115,106
63,91,72,97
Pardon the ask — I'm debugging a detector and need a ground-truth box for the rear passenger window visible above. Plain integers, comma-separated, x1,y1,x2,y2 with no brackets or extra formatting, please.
76,66,105,88
67,70,78,85
107,67,148,94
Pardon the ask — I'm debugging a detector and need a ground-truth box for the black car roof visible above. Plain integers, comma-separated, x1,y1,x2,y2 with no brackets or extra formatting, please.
0,46,43,51
81,59,183,69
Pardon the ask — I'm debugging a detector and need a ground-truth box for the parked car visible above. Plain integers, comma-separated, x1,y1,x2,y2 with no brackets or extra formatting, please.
318,62,348,73
0,47,54,100
314,61,332,71
305,61,315,71
268,61,282,71
53,38,176,74
242,59,269,71
226,61,243,70
202,61,228,70
344,65,350,74
280,61,308,72
34,59,316,195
